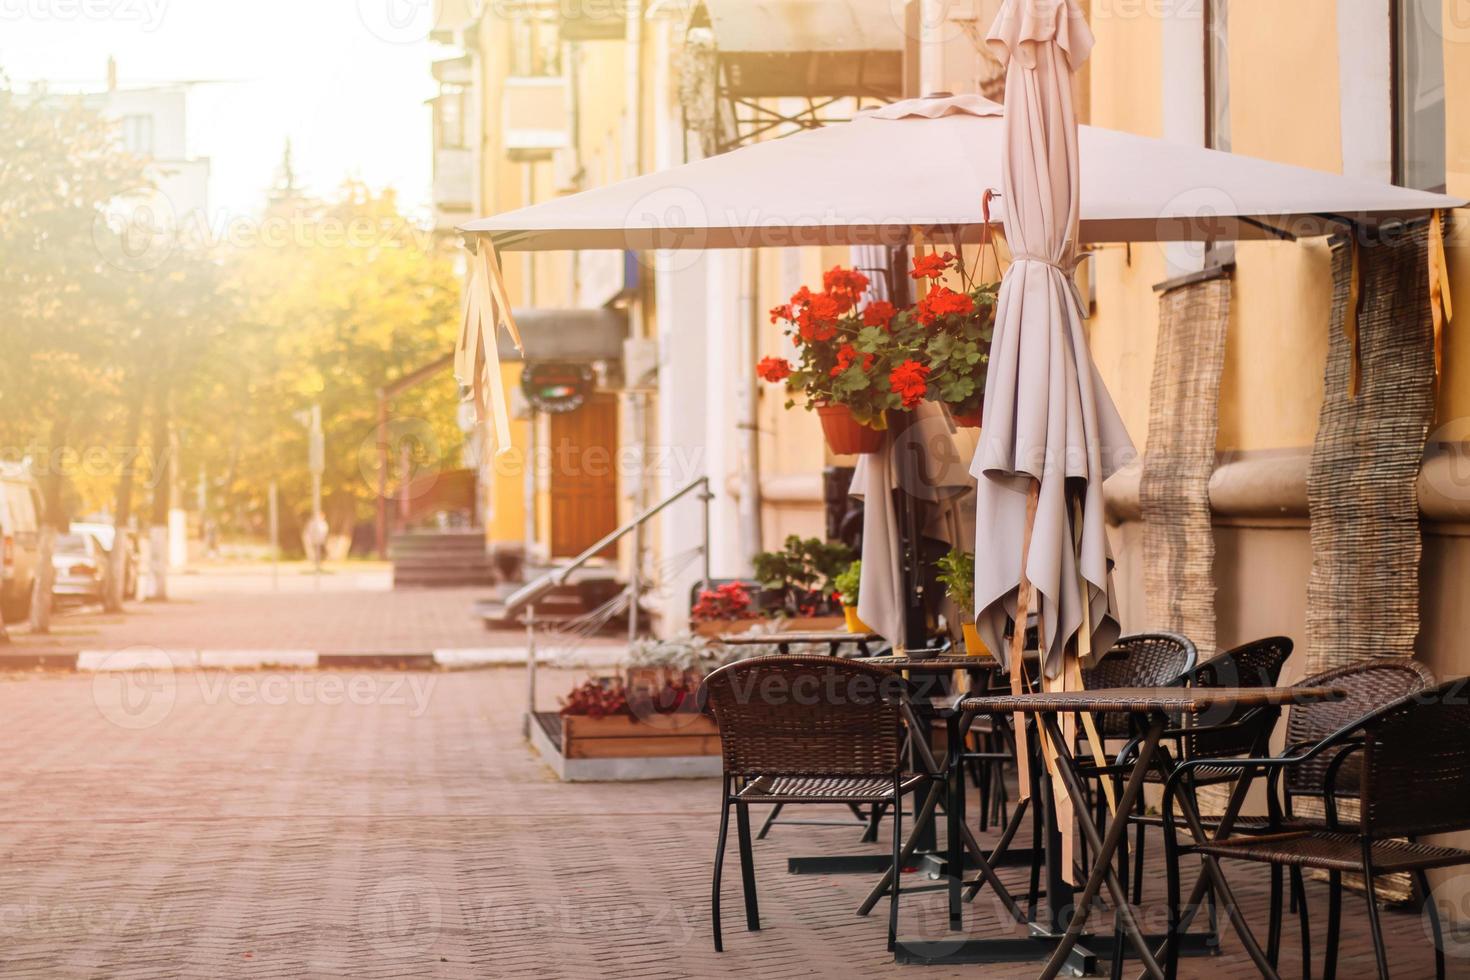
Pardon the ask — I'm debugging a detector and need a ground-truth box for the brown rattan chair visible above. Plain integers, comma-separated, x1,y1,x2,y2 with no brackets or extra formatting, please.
1068,633,1197,904
1165,657,1436,976
700,655,926,952
1162,675,1470,980
1117,636,1295,904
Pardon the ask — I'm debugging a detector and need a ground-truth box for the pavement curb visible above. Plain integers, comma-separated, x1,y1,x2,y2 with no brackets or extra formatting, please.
0,647,626,672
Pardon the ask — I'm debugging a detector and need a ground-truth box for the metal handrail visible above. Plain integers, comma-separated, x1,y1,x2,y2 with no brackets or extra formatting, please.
503,475,712,620
518,475,714,738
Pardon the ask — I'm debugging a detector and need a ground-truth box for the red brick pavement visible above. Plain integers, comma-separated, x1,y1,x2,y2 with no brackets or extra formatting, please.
4,568,596,655
0,668,1449,978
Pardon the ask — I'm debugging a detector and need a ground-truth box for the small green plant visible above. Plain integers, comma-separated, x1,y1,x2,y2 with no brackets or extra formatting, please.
833,560,862,608
935,548,975,621
752,535,855,616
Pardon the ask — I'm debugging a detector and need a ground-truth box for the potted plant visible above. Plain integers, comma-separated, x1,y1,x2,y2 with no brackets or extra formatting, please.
758,258,998,444
936,548,984,655
689,581,763,637
626,633,724,694
752,535,854,622
832,559,872,634
758,266,907,454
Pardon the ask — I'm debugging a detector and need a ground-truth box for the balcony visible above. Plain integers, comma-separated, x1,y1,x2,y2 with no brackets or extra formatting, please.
433,146,475,230
502,76,570,161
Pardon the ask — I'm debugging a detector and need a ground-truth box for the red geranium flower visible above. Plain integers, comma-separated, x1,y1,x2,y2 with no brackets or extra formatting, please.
862,300,897,330
769,303,794,324
917,286,974,325
829,344,875,377
756,357,792,382
910,252,956,280
822,266,870,311
889,359,931,408
795,291,842,343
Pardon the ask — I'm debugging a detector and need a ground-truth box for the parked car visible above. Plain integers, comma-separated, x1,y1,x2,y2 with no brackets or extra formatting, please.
0,462,43,621
51,533,105,606
70,522,140,601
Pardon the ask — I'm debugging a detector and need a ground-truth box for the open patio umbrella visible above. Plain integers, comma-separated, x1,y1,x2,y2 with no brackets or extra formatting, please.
457,83,1461,445
460,99,1461,252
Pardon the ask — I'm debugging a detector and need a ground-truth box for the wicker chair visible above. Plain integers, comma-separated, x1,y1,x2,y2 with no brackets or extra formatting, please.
1162,676,1470,980
700,656,927,952
1068,633,1197,904
1120,636,1295,904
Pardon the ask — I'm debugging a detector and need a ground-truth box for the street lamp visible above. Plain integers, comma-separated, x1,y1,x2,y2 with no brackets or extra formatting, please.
294,404,327,574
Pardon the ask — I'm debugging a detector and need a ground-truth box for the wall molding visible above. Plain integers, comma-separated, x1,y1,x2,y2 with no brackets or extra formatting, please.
1106,443,1470,526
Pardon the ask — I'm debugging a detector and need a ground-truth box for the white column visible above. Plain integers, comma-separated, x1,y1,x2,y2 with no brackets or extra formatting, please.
1161,0,1209,277
1336,0,1393,181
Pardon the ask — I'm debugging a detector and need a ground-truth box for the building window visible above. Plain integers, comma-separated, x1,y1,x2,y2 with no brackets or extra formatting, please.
438,84,468,149
1204,0,1230,151
1395,0,1446,191
121,114,154,156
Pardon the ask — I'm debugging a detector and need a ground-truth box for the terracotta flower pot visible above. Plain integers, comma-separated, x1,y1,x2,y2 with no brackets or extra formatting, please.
817,404,883,455
962,622,988,656
951,407,983,428
843,606,874,634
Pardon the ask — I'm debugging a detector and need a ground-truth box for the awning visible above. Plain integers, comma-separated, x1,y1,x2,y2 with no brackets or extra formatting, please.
461,94,1464,250
496,308,627,362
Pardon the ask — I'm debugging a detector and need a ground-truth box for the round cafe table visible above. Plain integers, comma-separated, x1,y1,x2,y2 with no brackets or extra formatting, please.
928,686,1346,979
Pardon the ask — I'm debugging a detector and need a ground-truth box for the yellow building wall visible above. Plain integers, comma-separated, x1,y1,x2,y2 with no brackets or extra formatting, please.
1439,0,1470,433
1224,0,1342,173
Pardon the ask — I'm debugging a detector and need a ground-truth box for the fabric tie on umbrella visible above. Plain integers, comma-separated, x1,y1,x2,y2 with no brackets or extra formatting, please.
970,0,1134,877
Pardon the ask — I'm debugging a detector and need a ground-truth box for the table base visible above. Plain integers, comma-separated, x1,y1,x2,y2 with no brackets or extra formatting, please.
895,926,1219,972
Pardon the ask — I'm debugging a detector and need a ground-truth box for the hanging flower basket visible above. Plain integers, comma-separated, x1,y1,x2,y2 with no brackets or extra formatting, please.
756,257,996,445
817,403,884,455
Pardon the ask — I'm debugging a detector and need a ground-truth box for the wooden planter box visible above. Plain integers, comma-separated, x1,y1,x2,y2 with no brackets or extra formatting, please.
692,615,847,639
560,712,721,760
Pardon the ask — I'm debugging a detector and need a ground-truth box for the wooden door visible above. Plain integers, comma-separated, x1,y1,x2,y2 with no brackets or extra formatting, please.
548,393,620,558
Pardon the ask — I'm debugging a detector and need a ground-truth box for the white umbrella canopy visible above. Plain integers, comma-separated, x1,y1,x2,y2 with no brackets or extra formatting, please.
461,96,1463,251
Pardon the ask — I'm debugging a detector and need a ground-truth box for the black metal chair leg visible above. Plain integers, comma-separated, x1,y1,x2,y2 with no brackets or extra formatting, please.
1360,852,1391,980
1324,869,1341,980
1027,784,1044,922
888,783,903,951
712,794,732,952
734,802,760,932
1132,800,1147,905
1292,867,1311,980
1266,864,1283,969
755,802,783,840
1416,869,1446,980
863,800,885,843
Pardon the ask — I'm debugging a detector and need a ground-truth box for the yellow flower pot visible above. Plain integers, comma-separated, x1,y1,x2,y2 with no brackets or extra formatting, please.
844,606,873,634
962,623,988,656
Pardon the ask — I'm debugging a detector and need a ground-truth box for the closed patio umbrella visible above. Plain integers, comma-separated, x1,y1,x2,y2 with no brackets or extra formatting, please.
970,0,1127,681
851,402,978,649
968,0,1127,900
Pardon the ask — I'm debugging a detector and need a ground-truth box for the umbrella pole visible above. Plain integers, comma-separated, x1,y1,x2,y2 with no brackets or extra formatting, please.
1008,480,1078,937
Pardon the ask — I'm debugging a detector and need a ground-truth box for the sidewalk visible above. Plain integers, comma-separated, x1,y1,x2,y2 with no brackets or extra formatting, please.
0,561,619,669
0,666,1441,978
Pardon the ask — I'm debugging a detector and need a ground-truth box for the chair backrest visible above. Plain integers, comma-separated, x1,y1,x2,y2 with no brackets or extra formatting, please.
1359,678,1470,841
700,655,907,780
1185,636,1295,759
1082,632,1197,736
1283,658,1436,798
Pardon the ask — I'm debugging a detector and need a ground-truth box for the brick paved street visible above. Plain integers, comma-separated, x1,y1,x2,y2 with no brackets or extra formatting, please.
0,666,1451,978
2,563,618,658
